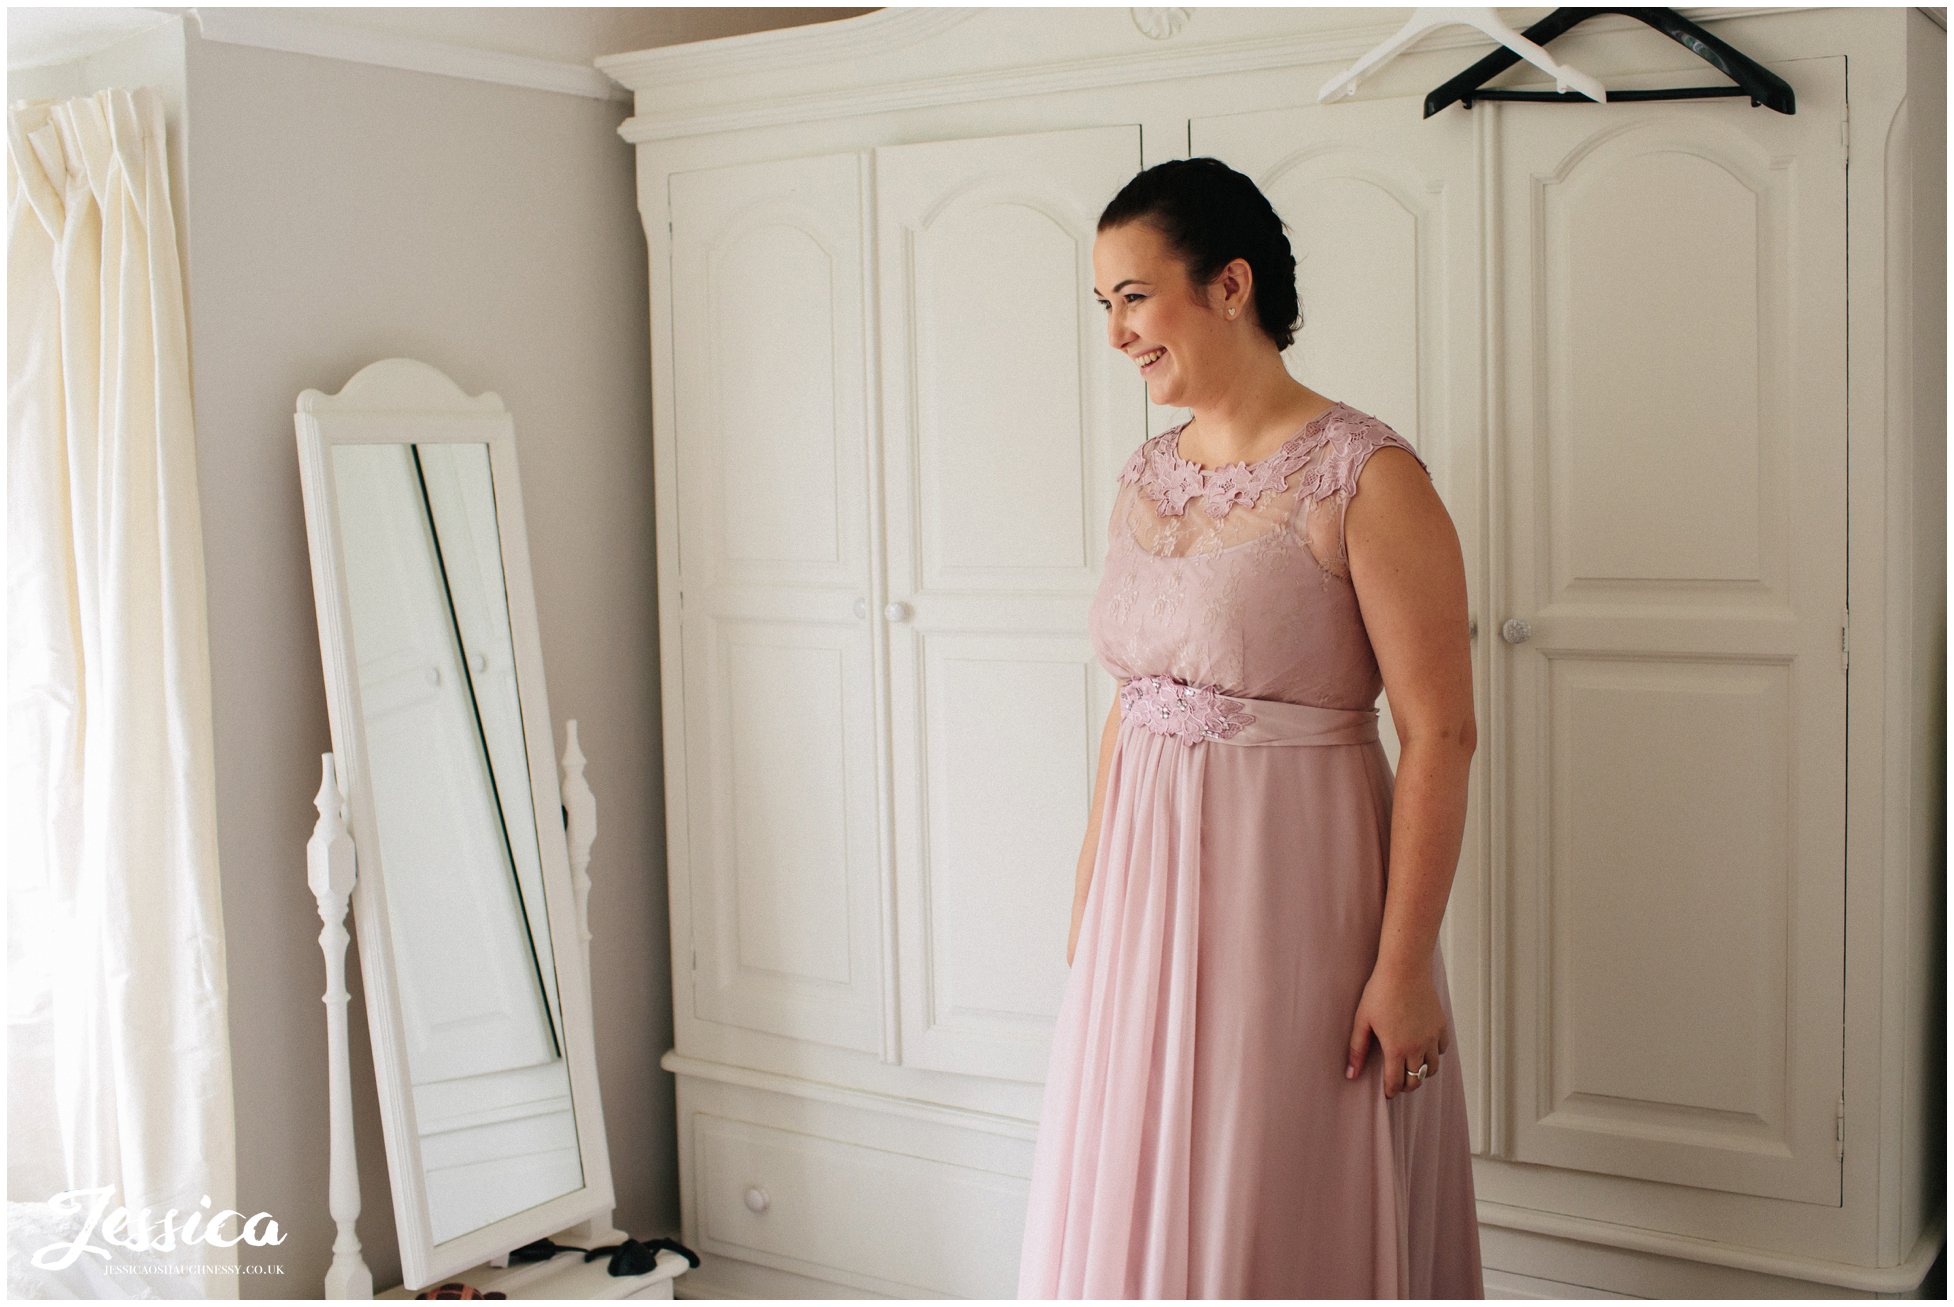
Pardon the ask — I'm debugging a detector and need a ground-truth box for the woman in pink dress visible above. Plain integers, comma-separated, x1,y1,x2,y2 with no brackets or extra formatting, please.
1016,158,1485,1299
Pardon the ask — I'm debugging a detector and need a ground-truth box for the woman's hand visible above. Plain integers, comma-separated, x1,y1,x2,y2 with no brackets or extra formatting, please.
1345,963,1449,1099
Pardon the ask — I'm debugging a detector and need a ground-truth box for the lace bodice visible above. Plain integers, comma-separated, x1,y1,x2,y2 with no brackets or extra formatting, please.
1089,401,1431,710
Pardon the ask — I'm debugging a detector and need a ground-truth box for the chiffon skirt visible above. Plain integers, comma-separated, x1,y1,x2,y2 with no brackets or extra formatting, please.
1015,690,1484,1299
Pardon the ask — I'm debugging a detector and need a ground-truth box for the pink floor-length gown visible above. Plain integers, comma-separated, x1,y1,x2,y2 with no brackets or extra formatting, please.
1016,401,1485,1299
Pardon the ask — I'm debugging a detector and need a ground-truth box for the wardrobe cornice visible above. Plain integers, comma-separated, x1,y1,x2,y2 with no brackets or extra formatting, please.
600,6,1811,143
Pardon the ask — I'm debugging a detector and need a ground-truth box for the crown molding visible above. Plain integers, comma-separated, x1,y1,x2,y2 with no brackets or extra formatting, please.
605,6,1814,144
186,7,629,102
593,8,972,91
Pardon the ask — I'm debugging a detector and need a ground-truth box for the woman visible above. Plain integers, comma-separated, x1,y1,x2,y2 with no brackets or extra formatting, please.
1016,158,1485,1299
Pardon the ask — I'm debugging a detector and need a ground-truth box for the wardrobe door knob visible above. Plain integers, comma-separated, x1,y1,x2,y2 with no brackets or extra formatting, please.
1501,617,1532,645
885,600,912,622
1468,615,1478,640
744,1185,770,1214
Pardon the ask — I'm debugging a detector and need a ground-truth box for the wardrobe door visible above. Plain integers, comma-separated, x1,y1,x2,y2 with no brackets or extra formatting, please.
873,123,1144,1082
1193,93,1487,1154
1493,58,1848,1204
668,152,884,1054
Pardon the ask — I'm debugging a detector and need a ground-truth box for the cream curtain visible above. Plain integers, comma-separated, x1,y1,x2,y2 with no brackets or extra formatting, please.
7,86,238,1298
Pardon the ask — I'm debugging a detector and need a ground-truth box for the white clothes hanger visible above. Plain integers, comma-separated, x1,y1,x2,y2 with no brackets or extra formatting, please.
1317,6,1607,105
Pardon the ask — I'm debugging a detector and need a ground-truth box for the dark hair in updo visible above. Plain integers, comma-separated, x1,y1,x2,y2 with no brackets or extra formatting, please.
1098,157,1302,353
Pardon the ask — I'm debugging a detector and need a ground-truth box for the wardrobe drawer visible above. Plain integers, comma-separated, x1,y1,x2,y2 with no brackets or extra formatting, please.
692,1112,1026,1297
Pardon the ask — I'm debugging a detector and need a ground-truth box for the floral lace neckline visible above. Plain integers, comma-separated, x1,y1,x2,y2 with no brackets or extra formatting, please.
1119,401,1350,519
1168,401,1346,475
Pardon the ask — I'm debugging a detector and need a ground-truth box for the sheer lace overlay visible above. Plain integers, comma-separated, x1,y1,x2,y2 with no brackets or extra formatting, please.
1091,401,1431,709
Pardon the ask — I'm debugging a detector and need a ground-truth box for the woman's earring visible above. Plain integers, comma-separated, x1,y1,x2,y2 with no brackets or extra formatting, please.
1228,307,1237,317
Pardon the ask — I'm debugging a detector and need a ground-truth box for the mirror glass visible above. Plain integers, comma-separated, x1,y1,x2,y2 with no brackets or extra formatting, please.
330,440,583,1245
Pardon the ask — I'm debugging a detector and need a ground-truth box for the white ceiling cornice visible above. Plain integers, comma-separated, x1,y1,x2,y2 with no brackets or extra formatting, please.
186,6,630,102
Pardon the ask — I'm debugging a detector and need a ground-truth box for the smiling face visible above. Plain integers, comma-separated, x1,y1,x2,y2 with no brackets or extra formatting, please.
1091,220,1244,410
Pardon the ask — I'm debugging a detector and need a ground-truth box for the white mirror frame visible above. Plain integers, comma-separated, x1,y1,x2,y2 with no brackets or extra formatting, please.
295,357,615,1290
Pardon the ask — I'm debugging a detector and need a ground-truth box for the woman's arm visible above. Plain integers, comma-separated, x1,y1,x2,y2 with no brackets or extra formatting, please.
1069,694,1124,965
1340,445,1475,1097
1344,446,1477,978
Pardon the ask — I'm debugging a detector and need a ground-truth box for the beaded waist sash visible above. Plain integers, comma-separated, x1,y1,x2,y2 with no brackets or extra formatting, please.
1118,673,1380,748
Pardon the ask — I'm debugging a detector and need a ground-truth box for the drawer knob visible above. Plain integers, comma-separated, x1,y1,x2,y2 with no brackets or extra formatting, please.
744,1185,769,1214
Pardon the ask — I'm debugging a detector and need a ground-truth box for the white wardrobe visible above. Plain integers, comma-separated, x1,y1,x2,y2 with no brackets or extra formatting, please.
598,8,1945,1298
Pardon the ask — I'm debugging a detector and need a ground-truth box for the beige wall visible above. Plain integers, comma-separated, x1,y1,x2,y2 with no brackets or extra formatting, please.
15,7,876,1297
178,28,669,1297
15,10,678,1296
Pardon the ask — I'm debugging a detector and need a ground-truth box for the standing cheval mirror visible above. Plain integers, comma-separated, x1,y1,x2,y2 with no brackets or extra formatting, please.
295,358,619,1294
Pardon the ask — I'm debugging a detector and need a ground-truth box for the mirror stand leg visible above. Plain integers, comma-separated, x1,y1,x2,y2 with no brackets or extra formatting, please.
310,754,375,1299
557,722,626,1249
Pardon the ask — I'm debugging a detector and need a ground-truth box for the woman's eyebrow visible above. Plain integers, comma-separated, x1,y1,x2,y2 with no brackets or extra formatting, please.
1091,279,1151,296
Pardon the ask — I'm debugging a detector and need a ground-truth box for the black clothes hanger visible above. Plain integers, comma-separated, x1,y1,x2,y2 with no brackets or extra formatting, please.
1426,7,1796,118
